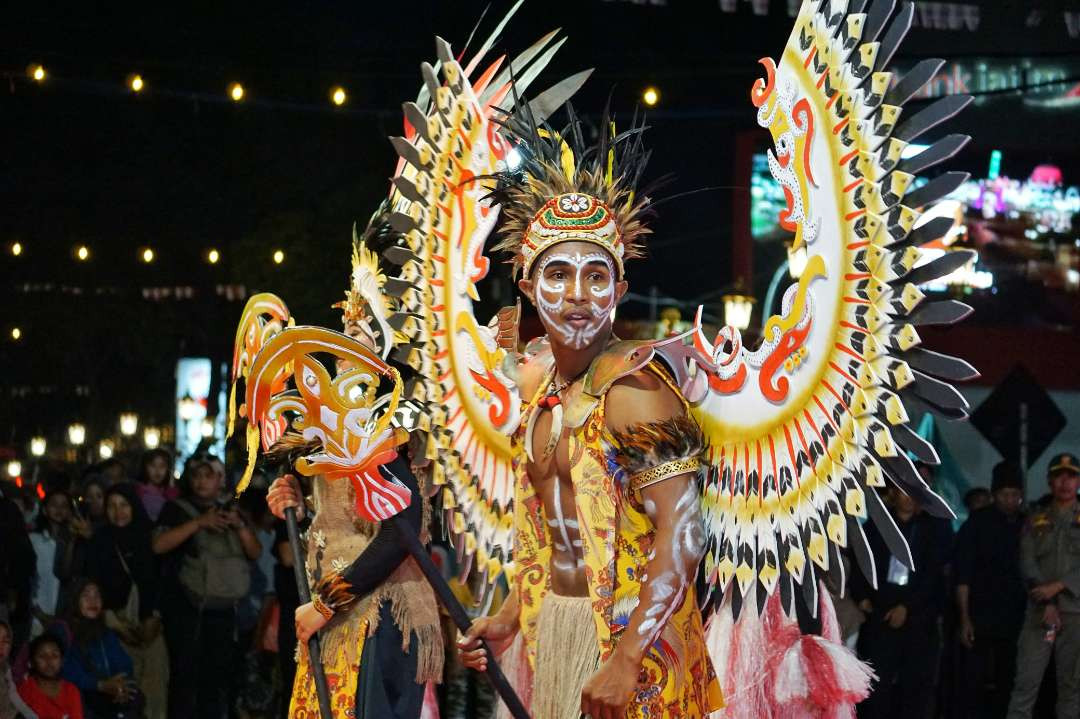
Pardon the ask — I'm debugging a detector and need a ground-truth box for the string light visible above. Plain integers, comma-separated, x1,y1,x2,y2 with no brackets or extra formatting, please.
229,82,245,102
119,412,139,436
330,86,347,106
141,247,155,263
642,86,660,107
11,328,21,341
76,245,90,261
98,440,115,459
67,423,86,446
11,242,22,256
207,249,220,264
273,249,285,264
128,74,145,93
28,64,45,82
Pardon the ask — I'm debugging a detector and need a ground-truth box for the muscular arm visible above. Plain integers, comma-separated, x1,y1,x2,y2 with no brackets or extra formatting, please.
605,369,706,666
617,474,705,665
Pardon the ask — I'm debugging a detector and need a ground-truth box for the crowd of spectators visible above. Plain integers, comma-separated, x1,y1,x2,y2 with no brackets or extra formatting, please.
2,444,1080,719
838,452,1080,719
0,449,279,719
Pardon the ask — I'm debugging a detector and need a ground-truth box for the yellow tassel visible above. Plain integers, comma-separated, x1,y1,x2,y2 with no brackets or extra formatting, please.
225,382,238,439
559,139,575,183
234,423,260,496
605,121,616,186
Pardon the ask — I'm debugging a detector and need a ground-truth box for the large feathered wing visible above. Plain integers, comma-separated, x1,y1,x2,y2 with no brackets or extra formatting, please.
384,34,589,588
687,0,975,616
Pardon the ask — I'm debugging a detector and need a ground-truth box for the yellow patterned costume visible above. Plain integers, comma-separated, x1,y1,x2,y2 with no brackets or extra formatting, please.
512,360,724,717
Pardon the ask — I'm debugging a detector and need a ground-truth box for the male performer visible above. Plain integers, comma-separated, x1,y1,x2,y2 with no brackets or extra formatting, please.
266,220,442,719
458,117,724,718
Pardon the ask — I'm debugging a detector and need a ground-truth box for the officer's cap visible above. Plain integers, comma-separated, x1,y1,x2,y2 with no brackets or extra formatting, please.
1048,452,1080,478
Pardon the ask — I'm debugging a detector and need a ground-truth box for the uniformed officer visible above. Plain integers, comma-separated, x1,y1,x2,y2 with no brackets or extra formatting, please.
1006,452,1080,718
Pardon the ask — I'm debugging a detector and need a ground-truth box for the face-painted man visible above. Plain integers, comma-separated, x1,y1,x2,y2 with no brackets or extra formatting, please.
458,123,723,717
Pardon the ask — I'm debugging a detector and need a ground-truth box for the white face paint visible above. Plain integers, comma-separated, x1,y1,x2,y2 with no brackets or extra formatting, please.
534,249,617,350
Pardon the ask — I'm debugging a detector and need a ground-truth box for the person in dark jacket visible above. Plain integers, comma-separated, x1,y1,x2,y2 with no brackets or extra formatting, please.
0,488,34,648
83,483,167,719
954,461,1026,719
851,486,954,719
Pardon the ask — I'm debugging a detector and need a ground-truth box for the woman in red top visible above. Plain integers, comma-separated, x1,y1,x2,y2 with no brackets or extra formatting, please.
17,634,83,719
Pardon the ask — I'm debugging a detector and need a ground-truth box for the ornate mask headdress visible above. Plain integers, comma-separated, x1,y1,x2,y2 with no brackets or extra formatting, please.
333,202,403,360
490,102,656,280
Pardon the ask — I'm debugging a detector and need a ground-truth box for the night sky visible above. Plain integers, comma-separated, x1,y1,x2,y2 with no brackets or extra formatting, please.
2,0,1078,443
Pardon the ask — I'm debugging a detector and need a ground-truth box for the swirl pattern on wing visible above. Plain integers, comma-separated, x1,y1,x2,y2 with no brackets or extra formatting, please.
685,0,976,617
383,34,587,587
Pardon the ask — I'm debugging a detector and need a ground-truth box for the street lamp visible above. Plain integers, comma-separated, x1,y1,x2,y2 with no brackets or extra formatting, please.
30,436,47,457
68,423,86,446
99,440,115,460
6,461,21,479
120,412,139,436
144,427,161,449
201,418,215,438
178,393,201,422
723,294,755,331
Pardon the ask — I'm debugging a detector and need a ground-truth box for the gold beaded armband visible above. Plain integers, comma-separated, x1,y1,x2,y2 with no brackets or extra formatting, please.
311,593,336,621
628,457,701,494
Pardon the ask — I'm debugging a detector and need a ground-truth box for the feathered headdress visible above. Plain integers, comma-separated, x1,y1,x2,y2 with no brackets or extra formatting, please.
490,100,655,280
333,201,404,359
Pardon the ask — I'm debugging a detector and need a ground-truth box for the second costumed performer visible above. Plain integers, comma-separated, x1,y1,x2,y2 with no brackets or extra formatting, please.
265,215,443,719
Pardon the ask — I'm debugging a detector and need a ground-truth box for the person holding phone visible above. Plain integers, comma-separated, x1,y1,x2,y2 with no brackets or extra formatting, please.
152,453,260,718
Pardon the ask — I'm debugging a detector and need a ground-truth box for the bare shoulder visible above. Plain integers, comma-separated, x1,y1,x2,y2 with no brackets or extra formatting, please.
604,367,685,434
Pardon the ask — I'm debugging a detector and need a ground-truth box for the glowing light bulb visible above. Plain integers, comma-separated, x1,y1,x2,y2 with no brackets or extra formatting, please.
208,249,220,264
642,87,660,107
273,249,285,264
142,248,155,263
229,83,245,102
129,74,144,93
119,413,139,436
76,245,90,261
29,64,46,82
68,423,86,446
11,328,21,341
331,86,347,106
11,242,22,256
143,427,160,449
6,461,21,478
30,437,47,457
